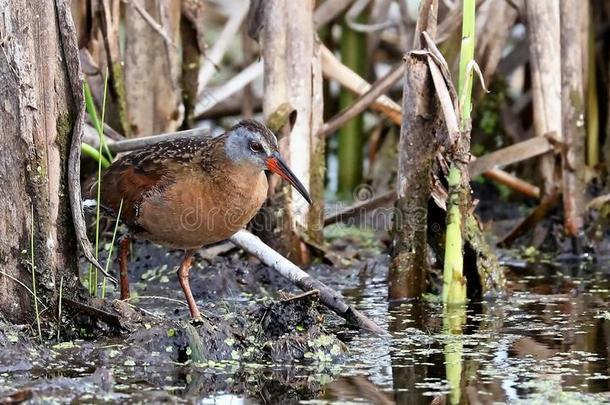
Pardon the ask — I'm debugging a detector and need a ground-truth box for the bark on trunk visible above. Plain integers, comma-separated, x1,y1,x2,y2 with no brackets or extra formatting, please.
124,0,182,137
389,55,436,300
259,0,324,262
389,0,438,300
525,1,561,196
560,0,586,236
0,0,81,323
180,1,206,130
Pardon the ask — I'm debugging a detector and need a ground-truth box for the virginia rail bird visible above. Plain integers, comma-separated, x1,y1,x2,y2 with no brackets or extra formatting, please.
93,120,311,320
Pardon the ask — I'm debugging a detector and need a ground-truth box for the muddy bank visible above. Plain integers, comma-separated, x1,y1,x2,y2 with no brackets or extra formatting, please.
1,224,397,403
1,291,344,403
0,240,356,403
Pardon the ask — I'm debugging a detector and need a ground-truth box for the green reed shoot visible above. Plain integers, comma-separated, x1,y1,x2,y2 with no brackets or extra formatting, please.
442,0,475,305
85,69,110,296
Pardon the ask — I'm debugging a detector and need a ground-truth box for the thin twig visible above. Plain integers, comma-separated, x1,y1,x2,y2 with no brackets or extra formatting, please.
345,0,395,32
498,191,560,248
124,295,189,307
125,0,176,48
319,62,406,137
313,0,354,28
57,0,117,284
198,0,250,94
57,276,63,342
195,61,264,117
102,199,123,298
321,44,402,123
469,136,555,177
324,190,396,226
0,271,48,312
483,169,540,198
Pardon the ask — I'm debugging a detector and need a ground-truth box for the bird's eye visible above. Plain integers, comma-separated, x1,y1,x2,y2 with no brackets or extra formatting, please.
249,142,263,153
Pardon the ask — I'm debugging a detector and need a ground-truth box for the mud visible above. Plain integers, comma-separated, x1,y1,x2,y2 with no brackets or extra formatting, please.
2,225,610,403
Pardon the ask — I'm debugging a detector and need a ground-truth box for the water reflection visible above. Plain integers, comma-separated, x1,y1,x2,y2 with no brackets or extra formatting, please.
332,259,610,404
3,256,610,403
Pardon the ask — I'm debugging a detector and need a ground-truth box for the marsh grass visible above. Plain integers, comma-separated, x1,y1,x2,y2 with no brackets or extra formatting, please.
84,70,111,297
57,276,63,342
30,204,42,343
101,199,123,299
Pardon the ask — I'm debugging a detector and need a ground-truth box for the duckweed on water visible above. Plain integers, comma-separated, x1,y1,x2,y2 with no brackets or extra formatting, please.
2,246,610,403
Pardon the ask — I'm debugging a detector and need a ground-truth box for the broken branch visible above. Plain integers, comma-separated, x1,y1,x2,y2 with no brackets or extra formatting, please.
230,230,386,334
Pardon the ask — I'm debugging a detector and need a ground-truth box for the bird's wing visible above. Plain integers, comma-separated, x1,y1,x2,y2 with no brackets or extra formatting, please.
91,135,224,224
94,153,168,225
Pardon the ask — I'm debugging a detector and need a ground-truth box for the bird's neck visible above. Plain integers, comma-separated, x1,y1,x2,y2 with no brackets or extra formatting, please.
222,161,264,186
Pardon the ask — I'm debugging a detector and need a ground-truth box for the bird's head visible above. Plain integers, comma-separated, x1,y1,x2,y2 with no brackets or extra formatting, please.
224,120,312,204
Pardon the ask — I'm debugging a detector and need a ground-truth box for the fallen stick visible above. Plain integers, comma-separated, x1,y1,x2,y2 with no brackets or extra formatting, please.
230,230,386,335
324,190,396,226
497,190,560,248
321,44,403,124
482,169,540,199
469,135,555,177
319,62,406,138
195,61,263,117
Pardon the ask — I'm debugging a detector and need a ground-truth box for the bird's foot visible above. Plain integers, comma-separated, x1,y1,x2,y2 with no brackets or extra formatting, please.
189,316,204,327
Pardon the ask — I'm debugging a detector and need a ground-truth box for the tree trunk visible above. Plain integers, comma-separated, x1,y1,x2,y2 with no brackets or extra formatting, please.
124,0,182,137
525,1,561,196
0,0,81,324
389,54,436,300
389,0,438,300
259,0,324,262
560,0,586,236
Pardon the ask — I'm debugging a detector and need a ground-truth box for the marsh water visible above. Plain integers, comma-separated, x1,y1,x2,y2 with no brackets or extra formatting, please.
2,234,610,404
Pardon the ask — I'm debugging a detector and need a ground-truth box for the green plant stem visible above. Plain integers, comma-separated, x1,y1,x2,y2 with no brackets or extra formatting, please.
83,82,113,161
458,0,476,128
443,304,466,405
442,168,466,304
81,144,111,169
442,0,475,306
30,204,42,343
337,21,365,199
86,69,110,297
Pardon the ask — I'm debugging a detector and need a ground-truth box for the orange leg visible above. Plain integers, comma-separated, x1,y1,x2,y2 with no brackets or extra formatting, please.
177,250,201,320
118,235,131,300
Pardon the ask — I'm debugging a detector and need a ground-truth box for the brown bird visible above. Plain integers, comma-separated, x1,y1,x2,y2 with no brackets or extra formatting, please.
93,120,311,320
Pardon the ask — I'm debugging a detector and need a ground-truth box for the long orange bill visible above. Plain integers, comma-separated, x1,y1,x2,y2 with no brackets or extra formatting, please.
266,153,312,204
